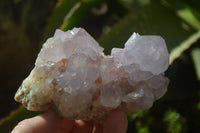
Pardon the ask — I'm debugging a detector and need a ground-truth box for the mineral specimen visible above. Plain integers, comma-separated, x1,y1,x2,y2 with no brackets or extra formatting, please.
14,28,169,122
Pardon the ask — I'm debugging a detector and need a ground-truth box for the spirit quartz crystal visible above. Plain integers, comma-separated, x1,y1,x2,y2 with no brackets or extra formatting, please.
15,28,169,122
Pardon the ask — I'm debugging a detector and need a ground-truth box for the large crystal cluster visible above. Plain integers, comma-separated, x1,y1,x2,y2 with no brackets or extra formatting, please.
15,28,169,122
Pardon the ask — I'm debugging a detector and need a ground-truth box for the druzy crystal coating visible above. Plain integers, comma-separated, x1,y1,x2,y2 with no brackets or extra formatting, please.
15,28,169,122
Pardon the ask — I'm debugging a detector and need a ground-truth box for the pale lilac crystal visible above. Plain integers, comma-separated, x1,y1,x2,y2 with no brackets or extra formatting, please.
15,28,169,122
112,32,169,75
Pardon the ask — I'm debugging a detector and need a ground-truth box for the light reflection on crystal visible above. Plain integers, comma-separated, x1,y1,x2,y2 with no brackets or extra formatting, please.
15,28,169,122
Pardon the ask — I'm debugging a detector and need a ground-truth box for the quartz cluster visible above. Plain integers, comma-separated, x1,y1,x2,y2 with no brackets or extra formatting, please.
15,28,169,122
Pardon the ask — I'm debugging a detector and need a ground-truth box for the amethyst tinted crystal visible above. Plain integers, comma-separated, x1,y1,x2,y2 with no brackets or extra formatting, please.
15,28,169,122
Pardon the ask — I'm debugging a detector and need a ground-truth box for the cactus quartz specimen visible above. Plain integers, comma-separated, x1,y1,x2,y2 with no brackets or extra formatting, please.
15,28,169,122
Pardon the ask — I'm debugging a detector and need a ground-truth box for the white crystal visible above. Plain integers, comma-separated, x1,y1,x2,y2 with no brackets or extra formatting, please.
15,28,169,122
112,33,169,75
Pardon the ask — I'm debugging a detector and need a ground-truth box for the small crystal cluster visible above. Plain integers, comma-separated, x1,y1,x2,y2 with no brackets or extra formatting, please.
15,28,169,122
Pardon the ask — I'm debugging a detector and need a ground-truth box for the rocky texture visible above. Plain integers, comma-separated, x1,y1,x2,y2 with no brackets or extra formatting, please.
14,27,169,122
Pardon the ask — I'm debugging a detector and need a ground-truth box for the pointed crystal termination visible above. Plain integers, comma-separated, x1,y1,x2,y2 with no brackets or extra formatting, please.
14,28,169,122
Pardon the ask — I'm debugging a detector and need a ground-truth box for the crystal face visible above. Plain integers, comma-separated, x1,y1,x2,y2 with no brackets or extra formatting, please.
14,28,169,122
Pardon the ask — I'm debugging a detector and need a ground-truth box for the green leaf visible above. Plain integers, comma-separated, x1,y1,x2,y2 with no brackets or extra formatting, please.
170,31,200,64
98,3,196,56
60,0,105,31
163,109,187,133
191,48,200,81
177,6,200,30
43,0,104,40
164,0,200,30
136,126,150,133
128,110,149,122
177,0,200,15
43,0,80,40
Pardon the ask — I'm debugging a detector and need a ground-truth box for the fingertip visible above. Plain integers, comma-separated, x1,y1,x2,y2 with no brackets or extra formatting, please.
57,118,74,133
93,124,103,133
11,109,63,133
103,110,128,133
11,119,33,133
71,120,93,133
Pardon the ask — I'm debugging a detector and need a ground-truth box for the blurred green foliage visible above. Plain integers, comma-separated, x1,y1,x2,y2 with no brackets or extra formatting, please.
0,0,200,132
192,48,200,80
164,109,187,133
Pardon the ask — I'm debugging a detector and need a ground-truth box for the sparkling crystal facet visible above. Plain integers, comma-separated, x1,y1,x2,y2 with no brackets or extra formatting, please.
15,28,169,122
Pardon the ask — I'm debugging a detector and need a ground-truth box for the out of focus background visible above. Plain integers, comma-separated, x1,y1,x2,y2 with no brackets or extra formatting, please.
0,0,200,132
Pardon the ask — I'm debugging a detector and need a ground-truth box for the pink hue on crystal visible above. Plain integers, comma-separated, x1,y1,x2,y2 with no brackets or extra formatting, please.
15,28,169,122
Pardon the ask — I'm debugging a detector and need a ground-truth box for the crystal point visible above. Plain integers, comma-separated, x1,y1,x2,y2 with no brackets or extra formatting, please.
15,28,169,122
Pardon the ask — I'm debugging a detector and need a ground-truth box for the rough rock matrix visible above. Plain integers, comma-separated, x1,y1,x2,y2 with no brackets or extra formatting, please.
15,28,169,122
